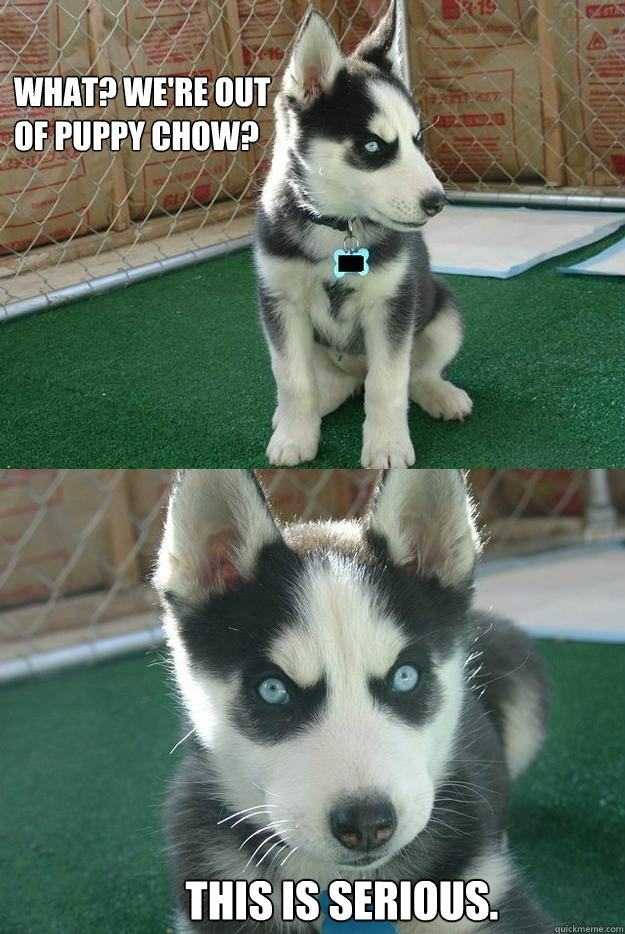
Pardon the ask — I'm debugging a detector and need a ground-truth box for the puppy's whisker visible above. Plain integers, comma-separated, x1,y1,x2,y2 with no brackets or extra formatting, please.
229,810,278,829
240,820,290,850
280,845,299,869
256,835,292,867
252,782,280,798
217,803,277,825
267,841,291,870
428,815,471,838
433,805,478,822
419,114,440,132
169,728,194,755
244,830,286,872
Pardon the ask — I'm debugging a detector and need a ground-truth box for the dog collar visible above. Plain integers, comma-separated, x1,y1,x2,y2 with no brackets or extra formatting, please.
318,889,397,932
297,208,371,278
299,207,376,233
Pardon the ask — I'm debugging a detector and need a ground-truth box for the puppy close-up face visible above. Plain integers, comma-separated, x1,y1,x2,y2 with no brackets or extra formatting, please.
278,5,446,229
156,469,478,872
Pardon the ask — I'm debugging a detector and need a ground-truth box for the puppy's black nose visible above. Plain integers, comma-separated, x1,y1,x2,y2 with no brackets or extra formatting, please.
421,190,446,217
330,798,396,850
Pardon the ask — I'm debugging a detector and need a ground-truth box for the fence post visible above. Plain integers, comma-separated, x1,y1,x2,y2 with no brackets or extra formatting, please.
586,469,617,536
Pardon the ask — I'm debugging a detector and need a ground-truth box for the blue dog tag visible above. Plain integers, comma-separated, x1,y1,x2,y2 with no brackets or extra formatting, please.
318,889,397,933
333,248,370,279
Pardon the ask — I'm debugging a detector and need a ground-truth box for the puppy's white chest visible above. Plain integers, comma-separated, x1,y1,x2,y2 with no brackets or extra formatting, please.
258,243,409,353
317,257,407,343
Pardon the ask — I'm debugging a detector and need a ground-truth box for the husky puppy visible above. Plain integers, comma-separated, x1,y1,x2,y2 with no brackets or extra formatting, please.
255,2,473,467
156,470,552,934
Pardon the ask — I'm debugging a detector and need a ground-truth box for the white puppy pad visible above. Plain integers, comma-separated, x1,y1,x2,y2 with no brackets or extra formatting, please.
476,546,625,643
559,235,625,277
423,205,625,279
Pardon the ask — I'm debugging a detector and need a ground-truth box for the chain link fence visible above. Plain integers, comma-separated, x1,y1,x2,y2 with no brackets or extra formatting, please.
1,468,623,682
1,0,623,317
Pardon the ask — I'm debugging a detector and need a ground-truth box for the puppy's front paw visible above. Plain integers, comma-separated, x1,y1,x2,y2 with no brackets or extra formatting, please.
411,378,473,421
267,418,320,465
361,425,415,468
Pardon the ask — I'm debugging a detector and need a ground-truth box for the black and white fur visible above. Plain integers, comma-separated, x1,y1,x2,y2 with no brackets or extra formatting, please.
155,469,552,934
255,2,473,468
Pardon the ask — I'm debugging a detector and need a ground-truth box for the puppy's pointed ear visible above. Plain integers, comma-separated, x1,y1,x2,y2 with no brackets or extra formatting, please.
154,470,280,604
366,470,480,587
282,9,343,105
353,0,403,82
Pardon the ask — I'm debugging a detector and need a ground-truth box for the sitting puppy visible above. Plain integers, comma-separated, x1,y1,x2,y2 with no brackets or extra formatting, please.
156,469,552,933
255,1,472,467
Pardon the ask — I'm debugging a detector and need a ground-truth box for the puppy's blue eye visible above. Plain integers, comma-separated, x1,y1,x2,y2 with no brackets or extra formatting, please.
257,677,290,705
363,139,381,153
391,664,419,694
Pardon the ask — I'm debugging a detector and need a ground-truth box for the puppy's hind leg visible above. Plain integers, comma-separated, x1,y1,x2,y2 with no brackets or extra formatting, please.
409,301,473,421
313,345,364,417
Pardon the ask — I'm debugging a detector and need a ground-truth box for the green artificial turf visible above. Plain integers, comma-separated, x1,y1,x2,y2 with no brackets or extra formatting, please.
1,228,624,468
1,639,624,934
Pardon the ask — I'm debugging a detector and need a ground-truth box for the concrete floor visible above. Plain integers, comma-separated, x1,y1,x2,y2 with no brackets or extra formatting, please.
476,544,625,642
